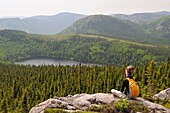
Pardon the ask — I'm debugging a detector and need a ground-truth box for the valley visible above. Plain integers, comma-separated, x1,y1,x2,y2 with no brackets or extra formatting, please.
0,11,170,113
0,30,170,65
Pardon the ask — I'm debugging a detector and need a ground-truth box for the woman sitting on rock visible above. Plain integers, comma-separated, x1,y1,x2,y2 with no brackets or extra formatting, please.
121,65,140,98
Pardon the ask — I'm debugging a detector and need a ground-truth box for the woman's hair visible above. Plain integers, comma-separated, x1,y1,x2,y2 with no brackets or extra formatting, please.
125,65,134,75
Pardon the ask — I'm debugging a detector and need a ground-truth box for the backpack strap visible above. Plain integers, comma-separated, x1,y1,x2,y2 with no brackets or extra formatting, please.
126,77,134,97
126,77,135,80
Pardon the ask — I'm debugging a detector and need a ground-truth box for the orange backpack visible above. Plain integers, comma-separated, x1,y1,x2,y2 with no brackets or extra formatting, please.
126,78,140,97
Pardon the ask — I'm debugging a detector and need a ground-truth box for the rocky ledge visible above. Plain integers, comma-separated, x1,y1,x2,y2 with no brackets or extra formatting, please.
29,89,170,113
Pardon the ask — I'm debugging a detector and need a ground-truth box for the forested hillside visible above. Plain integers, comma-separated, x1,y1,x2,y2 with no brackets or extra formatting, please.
0,30,170,65
0,60,170,112
60,15,147,40
60,15,170,45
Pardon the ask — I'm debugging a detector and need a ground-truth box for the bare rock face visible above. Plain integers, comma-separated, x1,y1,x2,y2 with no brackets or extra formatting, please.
154,88,170,100
29,91,170,113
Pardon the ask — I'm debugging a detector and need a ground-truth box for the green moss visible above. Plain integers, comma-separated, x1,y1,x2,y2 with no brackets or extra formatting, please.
44,109,68,113
163,101,170,109
114,99,130,112
129,101,148,113
100,105,116,113
87,104,116,113
86,99,148,113
114,99,148,113
44,108,98,113
87,105,102,112
73,111,98,113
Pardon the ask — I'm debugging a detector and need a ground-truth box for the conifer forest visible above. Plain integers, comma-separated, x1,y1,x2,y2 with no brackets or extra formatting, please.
0,59,170,113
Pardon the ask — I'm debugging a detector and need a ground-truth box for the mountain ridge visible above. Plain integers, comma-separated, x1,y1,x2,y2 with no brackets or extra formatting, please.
60,15,147,40
0,12,86,34
146,16,170,39
60,15,170,44
111,11,170,23
0,11,170,35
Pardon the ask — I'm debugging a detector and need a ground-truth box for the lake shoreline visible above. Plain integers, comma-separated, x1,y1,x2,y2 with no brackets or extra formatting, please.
14,57,101,66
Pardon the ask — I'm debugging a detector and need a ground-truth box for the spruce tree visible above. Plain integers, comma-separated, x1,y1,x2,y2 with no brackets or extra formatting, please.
0,98,7,113
18,93,28,113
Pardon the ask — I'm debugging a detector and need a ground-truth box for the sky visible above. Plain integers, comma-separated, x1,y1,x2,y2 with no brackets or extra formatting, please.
0,0,170,17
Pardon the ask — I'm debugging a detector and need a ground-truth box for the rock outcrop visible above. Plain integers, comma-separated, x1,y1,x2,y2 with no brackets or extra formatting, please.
30,88,170,113
135,98,169,113
29,93,170,113
29,93,120,113
154,88,170,100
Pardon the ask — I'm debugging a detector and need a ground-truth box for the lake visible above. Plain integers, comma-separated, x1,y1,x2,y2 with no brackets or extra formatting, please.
15,58,96,66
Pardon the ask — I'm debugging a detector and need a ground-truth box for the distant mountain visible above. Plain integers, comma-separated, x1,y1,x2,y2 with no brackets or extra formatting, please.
112,11,170,23
1,11,170,35
60,14,170,44
60,15,148,40
0,12,86,34
146,16,170,39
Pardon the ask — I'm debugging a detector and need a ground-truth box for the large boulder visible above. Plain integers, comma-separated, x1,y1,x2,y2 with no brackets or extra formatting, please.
154,88,170,100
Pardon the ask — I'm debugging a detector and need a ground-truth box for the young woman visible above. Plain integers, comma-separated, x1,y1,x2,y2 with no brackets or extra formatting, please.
121,65,134,95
